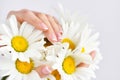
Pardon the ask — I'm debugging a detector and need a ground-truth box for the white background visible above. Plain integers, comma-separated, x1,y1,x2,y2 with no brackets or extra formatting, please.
0,0,120,80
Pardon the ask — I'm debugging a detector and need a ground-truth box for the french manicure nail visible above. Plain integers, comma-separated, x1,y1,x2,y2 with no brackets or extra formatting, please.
57,33,62,41
40,23,48,30
42,66,52,75
60,30,63,34
51,34,57,42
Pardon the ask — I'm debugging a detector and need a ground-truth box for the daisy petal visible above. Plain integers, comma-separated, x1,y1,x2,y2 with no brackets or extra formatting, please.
22,23,35,38
8,15,18,36
0,57,13,70
28,30,43,44
1,24,12,38
7,73,16,80
26,71,40,80
19,22,27,35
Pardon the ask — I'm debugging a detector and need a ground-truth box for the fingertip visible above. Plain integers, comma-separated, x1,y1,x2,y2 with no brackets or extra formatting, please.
41,66,52,75
77,63,89,68
56,33,62,41
90,50,96,59
39,23,48,31
59,30,63,34
47,33,58,42
35,65,53,78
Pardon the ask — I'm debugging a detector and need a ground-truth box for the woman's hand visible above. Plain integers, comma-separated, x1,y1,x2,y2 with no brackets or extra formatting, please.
8,9,62,43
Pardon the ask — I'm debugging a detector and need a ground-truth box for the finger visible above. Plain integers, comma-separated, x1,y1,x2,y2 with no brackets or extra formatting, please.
90,50,96,60
35,65,53,78
76,63,89,67
8,9,48,31
32,11,53,32
47,15,62,41
20,9,49,31
77,50,96,68
33,11,62,41
44,26,58,42
36,13,58,42
53,17,63,34
7,11,24,23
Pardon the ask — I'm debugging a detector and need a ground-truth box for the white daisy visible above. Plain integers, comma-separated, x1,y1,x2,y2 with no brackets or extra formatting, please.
52,43,94,80
56,5,100,57
45,44,64,62
60,14,84,51
0,55,43,80
53,5,102,79
0,51,56,80
76,26,102,76
57,5,102,67
0,15,45,62
55,5,89,55
76,25,100,54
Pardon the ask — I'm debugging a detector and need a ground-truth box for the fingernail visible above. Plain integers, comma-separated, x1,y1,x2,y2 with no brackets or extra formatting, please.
51,34,57,42
40,23,48,30
57,33,62,41
42,66,52,75
60,30,63,34
90,50,96,59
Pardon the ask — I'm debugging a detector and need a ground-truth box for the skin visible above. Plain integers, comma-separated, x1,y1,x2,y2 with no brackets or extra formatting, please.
7,9,62,42
77,50,96,67
6,9,96,78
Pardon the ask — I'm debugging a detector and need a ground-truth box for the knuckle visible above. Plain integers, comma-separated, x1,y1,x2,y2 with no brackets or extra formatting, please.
53,17,57,21
7,10,16,18
48,16,54,21
37,13,42,18
21,9,31,14
46,14,51,18
8,11,14,14
8,10,15,16
30,18,42,26
31,18,41,25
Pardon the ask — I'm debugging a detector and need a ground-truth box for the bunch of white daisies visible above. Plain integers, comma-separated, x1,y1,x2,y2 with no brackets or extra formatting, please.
0,6,102,80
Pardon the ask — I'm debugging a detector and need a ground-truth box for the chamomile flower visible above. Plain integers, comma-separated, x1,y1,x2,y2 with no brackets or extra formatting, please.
45,44,64,62
60,13,84,51
52,43,94,80
0,55,44,80
77,26,100,54
0,15,45,62
53,5,102,80
56,5,100,57
56,5,89,53
76,26,102,73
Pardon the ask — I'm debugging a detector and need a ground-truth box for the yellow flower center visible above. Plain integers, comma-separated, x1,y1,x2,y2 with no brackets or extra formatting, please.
62,56,76,74
81,47,85,53
51,69,61,80
62,38,75,50
11,36,28,52
15,59,34,74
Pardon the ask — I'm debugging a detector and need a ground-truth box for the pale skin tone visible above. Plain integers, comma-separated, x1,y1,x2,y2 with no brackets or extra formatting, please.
6,9,96,78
